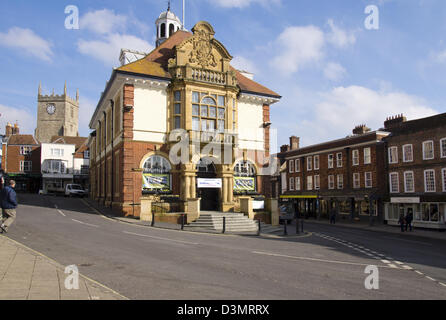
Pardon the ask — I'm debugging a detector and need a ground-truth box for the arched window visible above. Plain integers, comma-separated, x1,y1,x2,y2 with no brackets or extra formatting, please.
234,161,256,177
234,161,256,193
169,23,175,37
160,23,166,38
142,155,172,192
143,155,171,174
196,158,216,174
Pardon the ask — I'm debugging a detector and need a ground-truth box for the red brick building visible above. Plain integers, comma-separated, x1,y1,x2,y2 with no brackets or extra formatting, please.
1,123,41,192
278,126,389,223
383,114,446,229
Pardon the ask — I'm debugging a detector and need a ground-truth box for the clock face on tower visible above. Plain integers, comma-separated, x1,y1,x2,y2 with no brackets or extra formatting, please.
46,104,56,115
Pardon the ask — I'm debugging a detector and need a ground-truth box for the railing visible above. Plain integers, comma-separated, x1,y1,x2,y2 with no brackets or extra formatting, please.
191,68,227,85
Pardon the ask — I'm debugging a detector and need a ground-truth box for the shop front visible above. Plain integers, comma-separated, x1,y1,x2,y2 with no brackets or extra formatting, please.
385,197,446,230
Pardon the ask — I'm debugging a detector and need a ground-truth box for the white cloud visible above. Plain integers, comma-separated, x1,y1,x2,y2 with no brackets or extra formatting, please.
78,97,96,136
78,34,154,66
231,56,258,74
323,62,347,81
210,0,281,8
0,27,53,62
326,19,356,49
80,9,128,35
300,86,438,145
430,49,446,64
0,104,35,135
271,26,325,75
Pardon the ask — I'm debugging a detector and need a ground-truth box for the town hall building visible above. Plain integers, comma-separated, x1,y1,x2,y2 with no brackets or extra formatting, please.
88,8,281,218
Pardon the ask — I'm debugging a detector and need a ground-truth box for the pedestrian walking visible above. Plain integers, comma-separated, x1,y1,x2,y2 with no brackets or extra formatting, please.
405,208,414,232
329,207,336,225
1,180,18,233
398,213,406,232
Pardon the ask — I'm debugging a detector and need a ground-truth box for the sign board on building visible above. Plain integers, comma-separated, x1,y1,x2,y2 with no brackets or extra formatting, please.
253,200,265,210
142,174,171,191
391,197,420,204
197,178,222,189
234,177,256,192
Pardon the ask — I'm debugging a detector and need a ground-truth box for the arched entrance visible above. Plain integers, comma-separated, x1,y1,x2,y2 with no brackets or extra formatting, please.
196,158,220,211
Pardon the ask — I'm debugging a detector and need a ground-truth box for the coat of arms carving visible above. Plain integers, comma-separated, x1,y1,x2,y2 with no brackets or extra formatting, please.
189,28,217,69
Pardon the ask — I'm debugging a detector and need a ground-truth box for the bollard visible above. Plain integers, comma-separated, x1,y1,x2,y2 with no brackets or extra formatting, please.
301,219,304,233
222,217,226,234
151,213,155,227
283,220,288,236
257,219,261,236
296,219,300,234
181,214,185,231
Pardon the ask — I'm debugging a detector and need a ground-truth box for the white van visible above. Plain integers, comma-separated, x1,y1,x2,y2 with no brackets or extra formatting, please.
65,184,87,198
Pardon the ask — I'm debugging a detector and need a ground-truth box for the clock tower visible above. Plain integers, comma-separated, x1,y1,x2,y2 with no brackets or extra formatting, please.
35,82,79,143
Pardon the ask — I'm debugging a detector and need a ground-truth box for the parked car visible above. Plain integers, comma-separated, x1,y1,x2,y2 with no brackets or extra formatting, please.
65,184,87,198
279,204,294,224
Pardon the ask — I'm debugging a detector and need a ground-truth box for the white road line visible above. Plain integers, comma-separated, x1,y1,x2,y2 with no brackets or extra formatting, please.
57,210,66,217
123,231,199,245
394,261,404,265
440,283,446,287
71,219,99,228
401,265,413,270
381,260,390,264
415,271,424,275
425,276,436,282
388,264,399,269
252,251,396,269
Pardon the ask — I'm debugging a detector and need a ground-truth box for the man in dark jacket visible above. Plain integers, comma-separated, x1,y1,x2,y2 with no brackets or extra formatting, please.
1,180,17,233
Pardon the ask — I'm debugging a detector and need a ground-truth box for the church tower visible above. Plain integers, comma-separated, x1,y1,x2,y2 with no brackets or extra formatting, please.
155,1,183,47
35,82,79,143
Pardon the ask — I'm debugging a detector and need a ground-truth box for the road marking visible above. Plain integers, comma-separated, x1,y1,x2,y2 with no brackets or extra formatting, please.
426,276,436,282
252,251,396,269
57,210,66,217
440,283,446,287
123,231,199,245
415,271,424,275
401,265,413,270
394,261,404,265
381,260,390,264
388,264,399,269
71,219,99,228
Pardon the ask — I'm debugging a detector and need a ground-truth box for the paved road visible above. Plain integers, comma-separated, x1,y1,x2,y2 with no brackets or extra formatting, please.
5,194,446,300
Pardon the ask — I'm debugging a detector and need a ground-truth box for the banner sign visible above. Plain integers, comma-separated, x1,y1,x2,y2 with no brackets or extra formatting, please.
142,174,171,191
391,197,420,204
253,200,265,210
197,178,222,189
234,177,256,192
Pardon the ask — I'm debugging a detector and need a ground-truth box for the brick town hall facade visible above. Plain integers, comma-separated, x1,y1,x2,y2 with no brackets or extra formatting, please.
88,10,281,218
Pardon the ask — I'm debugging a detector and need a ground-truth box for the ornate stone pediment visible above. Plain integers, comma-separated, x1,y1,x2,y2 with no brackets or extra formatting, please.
169,21,235,82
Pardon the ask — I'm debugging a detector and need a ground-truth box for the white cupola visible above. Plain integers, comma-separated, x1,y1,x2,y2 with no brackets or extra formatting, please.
155,2,183,47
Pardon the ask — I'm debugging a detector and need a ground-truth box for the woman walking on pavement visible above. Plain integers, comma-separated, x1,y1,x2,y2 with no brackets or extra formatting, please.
398,213,406,232
1,180,18,233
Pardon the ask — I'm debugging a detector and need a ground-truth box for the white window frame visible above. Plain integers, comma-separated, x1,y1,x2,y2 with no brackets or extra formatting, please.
307,176,313,190
336,153,343,168
314,155,320,171
424,169,436,192
314,175,320,190
20,161,32,172
389,172,399,193
289,160,294,173
20,146,32,155
404,171,415,193
295,159,300,172
388,146,398,164
307,156,313,171
289,177,295,191
353,173,360,189
422,141,434,160
352,150,359,166
337,174,343,190
442,168,446,192
403,144,413,163
365,172,372,188
328,175,335,190
328,154,334,169
364,148,371,165
440,138,446,159
295,177,301,191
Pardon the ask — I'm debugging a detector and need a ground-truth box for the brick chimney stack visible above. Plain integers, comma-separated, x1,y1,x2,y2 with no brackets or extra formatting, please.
12,122,19,135
384,114,407,130
280,144,290,153
5,123,13,137
289,136,300,150
353,124,371,135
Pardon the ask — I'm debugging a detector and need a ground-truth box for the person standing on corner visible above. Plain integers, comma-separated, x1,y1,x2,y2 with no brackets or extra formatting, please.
405,208,414,232
398,213,406,232
1,180,18,233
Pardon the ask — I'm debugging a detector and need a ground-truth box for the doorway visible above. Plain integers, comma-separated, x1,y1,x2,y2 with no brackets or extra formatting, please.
196,158,220,211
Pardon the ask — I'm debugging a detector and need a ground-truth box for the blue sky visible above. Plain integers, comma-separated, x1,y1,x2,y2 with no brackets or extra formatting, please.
0,0,445,149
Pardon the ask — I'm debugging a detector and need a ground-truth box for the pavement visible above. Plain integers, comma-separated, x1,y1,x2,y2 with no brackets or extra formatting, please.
0,234,127,300
3,193,446,300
